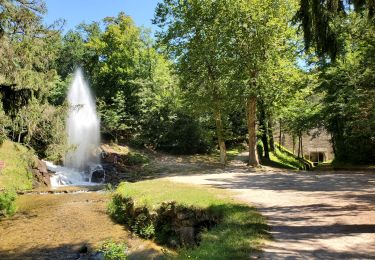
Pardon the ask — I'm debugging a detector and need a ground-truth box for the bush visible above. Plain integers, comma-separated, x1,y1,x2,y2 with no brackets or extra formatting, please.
123,152,149,166
140,106,213,154
99,240,127,260
107,194,156,239
0,190,17,218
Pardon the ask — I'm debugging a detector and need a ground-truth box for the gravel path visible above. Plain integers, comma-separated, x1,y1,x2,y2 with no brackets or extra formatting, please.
167,159,375,259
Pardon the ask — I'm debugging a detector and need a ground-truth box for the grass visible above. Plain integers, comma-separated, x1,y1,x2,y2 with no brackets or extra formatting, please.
330,160,375,170
0,140,34,190
268,146,305,170
113,180,269,259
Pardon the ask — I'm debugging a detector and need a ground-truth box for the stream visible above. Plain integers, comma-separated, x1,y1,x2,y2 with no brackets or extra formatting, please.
0,189,164,259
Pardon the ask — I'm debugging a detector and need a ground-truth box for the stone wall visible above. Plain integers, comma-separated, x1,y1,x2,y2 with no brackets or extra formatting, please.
274,128,334,163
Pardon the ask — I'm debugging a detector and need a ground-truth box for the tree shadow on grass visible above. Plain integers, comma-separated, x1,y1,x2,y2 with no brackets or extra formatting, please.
177,203,271,259
0,242,165,260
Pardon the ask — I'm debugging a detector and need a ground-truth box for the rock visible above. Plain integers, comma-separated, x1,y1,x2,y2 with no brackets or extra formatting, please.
35,159,48,174
78,245,89,254
91,169,105,183
32,159,52,188
178,226,195,247
89,252,105,260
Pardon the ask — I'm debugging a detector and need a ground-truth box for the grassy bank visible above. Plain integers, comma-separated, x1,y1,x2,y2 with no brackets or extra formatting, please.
109,180,269,259
0,140,34,190
269,146,305,170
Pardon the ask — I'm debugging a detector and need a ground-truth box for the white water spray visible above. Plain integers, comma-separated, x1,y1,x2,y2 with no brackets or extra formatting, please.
49,69,103,187
65,68,100,169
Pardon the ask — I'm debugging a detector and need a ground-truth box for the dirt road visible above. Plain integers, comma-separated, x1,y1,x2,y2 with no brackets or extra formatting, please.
168,164,375,259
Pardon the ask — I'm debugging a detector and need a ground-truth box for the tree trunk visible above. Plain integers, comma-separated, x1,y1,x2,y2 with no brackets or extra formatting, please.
246,96,259,166
297,135,303,158
18,118,23,143
259,102,269,160
214,109,227,165
279,119,282,147
268,115,275,152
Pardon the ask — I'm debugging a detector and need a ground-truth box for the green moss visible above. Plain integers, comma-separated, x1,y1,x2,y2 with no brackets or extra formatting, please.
0,140,34,190
111,180,269,259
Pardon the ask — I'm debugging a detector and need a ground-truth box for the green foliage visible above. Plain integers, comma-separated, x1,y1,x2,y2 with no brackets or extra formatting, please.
0,0,60,115
107,194,155,239
295,0,375,60
99,240,127,260
140,105,213,154
0,0,67,159
318,13,375,163
0,190,17,218
123,152,149,166
131,213,155,239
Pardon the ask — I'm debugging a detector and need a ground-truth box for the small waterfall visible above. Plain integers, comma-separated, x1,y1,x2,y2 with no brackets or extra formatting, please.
48,69,104,187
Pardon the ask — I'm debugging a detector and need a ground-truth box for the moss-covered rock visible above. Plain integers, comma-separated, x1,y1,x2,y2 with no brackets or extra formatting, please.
108,196,218,248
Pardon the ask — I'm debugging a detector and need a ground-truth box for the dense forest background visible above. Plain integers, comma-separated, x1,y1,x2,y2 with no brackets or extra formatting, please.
0,0,374,165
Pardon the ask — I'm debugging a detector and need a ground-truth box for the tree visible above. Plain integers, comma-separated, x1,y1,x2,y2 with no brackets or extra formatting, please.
318,12,375,163
296,0,375,60
224,0,299,165
0,0,67,160
0,0,60,110
154,0,237,164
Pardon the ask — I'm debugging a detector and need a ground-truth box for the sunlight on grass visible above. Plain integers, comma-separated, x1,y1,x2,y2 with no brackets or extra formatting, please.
113,180,269,259
269,146,305,170
0,140,33,190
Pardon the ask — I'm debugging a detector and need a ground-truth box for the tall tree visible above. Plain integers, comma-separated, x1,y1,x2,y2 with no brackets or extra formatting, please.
0,0,60,116
154,0,236,164
225,0,298,165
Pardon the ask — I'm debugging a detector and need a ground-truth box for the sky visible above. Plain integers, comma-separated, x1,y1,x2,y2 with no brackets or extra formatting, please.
43,0,160,34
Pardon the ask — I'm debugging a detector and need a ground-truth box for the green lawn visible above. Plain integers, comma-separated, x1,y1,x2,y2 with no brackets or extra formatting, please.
112,180,269,259
0,140,33,190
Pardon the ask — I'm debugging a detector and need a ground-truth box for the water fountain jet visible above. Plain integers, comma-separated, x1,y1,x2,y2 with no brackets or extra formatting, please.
65,68,100,169
48,68,104,187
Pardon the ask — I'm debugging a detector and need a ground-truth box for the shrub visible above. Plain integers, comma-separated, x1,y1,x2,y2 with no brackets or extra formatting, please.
140,106,213,154
123,152,149,166
99,240,127,260
107,194,156,239
0,190,17,218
